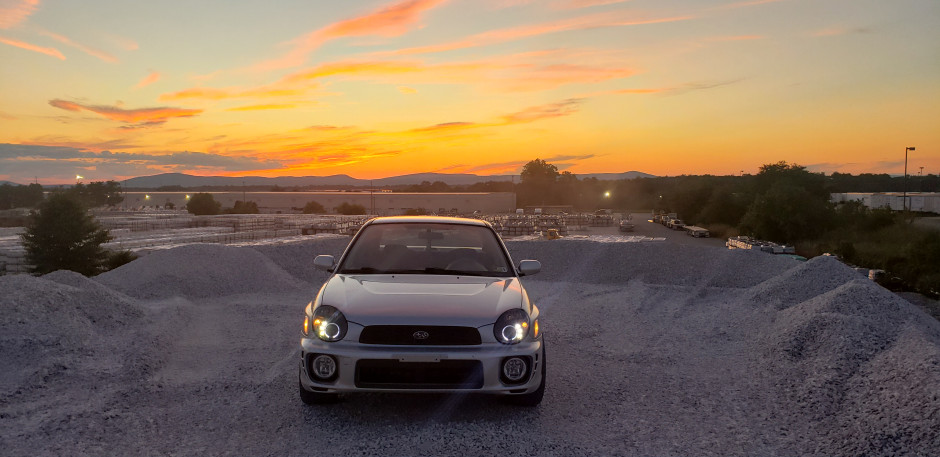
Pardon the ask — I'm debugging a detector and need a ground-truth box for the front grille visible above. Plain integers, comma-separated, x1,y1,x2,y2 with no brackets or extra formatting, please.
359,325,482,345
355,359,484,389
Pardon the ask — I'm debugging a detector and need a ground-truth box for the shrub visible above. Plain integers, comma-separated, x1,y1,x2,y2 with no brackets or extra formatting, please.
186,193,221,215
334,202,366,215
303,201,326,214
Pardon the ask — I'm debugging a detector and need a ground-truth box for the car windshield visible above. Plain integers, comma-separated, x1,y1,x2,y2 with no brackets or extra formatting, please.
337,222,513,276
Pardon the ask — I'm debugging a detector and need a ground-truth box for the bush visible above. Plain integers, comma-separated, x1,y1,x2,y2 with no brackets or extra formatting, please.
224,200,259,214
334,202,366,215
186,193,221,215
104,250,138,271
21,193,112,276
303,201,326,214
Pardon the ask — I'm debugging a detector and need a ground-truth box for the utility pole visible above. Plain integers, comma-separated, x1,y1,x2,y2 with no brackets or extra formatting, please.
903,147,915,211
370,180,374,215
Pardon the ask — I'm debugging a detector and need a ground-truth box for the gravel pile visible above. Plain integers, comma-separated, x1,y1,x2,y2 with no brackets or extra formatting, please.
506,239,797,287
1,237,938,455
95,243,308,299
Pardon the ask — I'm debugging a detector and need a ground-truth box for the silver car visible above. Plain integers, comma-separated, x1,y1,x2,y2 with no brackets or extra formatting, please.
299,216,545,406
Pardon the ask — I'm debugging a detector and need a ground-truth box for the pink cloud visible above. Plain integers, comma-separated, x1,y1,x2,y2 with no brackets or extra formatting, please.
384,11,691,56
39,30,117,62
49,99,202,125
252,0,446,72
135,71,161,88
0,35,63,59
0,0,39,29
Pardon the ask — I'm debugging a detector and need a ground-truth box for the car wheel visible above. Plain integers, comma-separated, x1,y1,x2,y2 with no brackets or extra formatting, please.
505,341,546,407
299,372,339,405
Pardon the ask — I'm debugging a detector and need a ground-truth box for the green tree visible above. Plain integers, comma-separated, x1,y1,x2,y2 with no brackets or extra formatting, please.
186,193,221,215
67,181,124,207
519,158,559,206
225,200,259,214
740,181,833,242
21,193,113,276
303,200,326,214
334,202,366,215
0,183,45,209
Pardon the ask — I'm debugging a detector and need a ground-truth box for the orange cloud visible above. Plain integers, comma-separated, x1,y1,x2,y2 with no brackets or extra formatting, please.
398,86,417,94
252,0,446,71
135,71,161,88
502,98,583,124
159,86,305,102
48,99,202,125
0,0,39,29
0,35,64,59
410,121,477,133
282,61,422,83
39,30,117,62
384,11,692,56
226,103,298,111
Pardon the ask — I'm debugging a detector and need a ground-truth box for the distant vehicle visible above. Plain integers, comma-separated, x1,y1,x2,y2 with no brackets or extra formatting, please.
619,220,635,232
300,216,545,406
685,226,710,237
667,219,686,230
542,228,561,239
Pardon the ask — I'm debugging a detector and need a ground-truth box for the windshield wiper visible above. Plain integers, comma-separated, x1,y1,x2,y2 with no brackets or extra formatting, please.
422,267,491,276
340,267,384,274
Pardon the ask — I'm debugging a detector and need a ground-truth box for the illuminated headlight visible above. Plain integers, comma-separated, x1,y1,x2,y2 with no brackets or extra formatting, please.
306,305,348,342
494,309,529,344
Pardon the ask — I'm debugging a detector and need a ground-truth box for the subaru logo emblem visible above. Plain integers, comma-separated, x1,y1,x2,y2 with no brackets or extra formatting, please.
413,331,429,340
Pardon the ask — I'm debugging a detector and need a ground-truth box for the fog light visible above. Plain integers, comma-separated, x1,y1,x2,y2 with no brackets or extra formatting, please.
311,355,337,380
502,357,527,382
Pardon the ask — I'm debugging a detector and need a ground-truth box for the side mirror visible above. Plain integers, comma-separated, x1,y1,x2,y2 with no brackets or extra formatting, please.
517,259,541,276
314,255,335,272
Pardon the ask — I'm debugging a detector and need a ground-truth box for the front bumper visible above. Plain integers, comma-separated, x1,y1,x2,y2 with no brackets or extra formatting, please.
299,337,544,395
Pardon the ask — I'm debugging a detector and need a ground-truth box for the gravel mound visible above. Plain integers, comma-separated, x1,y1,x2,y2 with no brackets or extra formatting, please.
2,237,938,455
0,274,145,393
506,239,796,287
95,243,308,299
250,235,349,284
743,255,863,309
756,274,940,455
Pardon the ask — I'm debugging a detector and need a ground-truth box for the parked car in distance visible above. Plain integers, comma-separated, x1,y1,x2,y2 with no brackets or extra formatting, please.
299,216,546,406
667,219,686,230
619,220,635,232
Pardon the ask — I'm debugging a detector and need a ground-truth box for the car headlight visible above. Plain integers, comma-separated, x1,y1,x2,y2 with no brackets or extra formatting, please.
494,308,530,344
306,305,348,342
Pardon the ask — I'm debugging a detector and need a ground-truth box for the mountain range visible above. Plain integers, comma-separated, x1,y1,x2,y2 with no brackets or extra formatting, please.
116,171,656,189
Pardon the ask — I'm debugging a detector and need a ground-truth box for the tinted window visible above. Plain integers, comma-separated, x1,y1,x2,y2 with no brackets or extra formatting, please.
338,223,512,276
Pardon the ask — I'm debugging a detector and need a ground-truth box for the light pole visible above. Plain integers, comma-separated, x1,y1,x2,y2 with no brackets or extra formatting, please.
903,146,915,211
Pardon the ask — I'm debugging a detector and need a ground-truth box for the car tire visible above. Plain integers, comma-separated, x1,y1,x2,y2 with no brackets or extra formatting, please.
505,340,546,407
299,372,339,405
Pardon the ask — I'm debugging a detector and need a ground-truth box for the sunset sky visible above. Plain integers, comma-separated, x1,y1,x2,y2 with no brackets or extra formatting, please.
1,0,938,184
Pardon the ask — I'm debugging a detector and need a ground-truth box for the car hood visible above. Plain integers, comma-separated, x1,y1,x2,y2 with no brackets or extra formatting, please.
318,274,525,327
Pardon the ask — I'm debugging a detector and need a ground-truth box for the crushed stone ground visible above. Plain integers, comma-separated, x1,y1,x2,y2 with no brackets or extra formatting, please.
1,238,938,456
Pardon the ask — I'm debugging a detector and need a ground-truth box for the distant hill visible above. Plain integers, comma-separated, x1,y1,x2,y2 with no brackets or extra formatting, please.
122,171,656,189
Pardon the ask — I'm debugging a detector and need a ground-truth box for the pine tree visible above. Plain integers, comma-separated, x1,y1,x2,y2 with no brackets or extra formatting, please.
21,193,112,276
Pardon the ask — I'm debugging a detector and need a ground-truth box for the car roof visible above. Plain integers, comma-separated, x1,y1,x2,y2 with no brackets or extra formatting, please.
367,216,489,227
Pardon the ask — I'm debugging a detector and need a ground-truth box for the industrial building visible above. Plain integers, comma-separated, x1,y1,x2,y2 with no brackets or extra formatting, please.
830,192,940,214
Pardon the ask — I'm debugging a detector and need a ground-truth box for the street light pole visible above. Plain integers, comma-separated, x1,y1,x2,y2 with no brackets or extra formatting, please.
903,146,915,211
